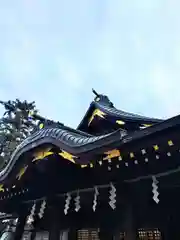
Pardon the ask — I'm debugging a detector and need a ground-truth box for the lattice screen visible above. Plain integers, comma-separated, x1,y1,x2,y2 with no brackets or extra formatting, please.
22,228,161,240
77,229,99,240
138,228,161,240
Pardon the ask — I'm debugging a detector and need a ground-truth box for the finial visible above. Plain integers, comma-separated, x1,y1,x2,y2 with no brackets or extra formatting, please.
92,89,100,97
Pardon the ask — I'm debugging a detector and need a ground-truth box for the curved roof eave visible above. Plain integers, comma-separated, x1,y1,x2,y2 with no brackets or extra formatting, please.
77,102,95,130
77,100,163,131
95,101,163,124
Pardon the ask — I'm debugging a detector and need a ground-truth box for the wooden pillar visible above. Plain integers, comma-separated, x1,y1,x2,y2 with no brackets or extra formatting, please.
68,228,77,240
30,217,39,240
14,210,28,240
49,206,60,240
60,230,68,240
98,228,114,240
49,226,60,240
163,217,180,240
30,231,36,240
123,204,137,240
113,231,121,240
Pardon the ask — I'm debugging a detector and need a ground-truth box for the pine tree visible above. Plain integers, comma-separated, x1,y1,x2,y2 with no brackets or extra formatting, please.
0,99,38,168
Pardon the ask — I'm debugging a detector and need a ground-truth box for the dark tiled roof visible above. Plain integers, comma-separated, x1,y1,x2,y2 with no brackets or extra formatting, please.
95,101,162,123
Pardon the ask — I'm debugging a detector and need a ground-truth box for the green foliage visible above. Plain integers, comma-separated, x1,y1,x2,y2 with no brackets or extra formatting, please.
0,99,38,169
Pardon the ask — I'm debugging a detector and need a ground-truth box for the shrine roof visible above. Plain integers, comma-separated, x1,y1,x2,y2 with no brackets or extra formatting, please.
77,90,163,133
0,113,179,183
0,93,179,212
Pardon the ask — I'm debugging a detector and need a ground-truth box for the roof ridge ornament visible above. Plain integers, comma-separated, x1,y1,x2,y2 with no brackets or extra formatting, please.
92,89,114,107
92,88,100,98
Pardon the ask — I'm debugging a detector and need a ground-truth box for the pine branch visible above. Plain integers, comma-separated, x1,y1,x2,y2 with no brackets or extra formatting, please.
0,99,39,168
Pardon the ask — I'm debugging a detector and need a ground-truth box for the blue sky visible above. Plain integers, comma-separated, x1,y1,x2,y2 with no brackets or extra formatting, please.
0,0,180,127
